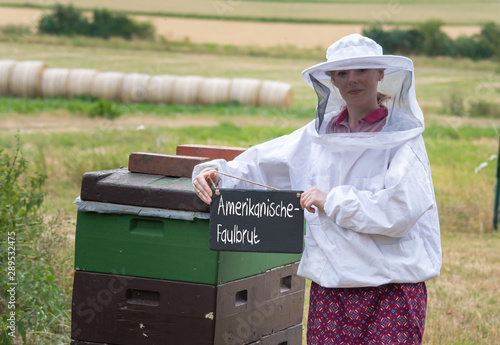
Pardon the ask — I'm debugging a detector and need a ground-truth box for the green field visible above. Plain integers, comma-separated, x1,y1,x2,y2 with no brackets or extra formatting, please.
1,2,500,343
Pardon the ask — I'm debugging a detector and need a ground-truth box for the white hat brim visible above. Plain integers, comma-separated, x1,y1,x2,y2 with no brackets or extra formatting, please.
301,55,413,87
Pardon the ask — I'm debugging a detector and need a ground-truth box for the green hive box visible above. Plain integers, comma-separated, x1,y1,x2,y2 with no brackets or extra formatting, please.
74,210,302,285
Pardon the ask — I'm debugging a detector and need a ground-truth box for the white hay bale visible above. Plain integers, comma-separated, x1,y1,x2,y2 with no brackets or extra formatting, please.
0,60,17,96
229,78,262,106
172,76,204,105
257,80,293,109
91,71,125,101
67,69,98,98
9,60,47,98
146,75,177,104
121,73,152,103
41,68,71,98
198,77,232,105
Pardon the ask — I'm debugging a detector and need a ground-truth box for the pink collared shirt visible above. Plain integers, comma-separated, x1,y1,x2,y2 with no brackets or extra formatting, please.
326,107,388,134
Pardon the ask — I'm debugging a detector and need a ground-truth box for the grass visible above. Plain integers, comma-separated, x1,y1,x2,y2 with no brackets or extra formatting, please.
1,116,500,344
0,1,498,25
0,31,327,63
0,97,313,119
425,232,500,345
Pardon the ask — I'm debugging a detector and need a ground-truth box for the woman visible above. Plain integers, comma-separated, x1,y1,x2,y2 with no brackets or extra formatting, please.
193,34,441,344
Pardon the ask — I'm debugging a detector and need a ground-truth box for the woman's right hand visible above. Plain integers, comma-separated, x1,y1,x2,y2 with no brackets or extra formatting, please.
300,187,327,213
193,169,219,204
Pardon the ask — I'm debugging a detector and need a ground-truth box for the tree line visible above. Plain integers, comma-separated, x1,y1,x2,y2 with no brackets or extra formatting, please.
363,20,500,61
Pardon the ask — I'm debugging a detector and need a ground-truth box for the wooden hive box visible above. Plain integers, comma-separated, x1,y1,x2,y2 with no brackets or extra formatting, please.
71,264,304,345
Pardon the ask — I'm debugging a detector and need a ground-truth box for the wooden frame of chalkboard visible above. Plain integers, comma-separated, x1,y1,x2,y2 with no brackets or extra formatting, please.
209,188,304,253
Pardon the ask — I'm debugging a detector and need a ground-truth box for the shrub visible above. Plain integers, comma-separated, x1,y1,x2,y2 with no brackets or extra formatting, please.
362,24,421,55
0,135,71,344
468,100,500,118
442,91,466,116
38,4,155,40
38,4,90,36
478,22,500,61
416,19,454,56
89,8,155,40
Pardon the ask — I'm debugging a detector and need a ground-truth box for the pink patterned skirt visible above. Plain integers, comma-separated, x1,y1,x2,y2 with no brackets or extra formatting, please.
307,281,427,345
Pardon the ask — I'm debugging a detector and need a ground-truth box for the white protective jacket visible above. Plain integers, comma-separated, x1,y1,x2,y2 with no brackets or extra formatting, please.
193,37,442,288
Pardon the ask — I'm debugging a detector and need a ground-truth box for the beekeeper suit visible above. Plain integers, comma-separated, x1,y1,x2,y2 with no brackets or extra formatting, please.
193,33,442,288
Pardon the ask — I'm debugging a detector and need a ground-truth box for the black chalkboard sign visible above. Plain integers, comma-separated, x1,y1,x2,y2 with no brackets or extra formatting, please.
209,188,304,253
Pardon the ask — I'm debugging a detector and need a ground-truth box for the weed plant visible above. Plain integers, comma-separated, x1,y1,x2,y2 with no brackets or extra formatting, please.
441,93,500,118
0,135,72,344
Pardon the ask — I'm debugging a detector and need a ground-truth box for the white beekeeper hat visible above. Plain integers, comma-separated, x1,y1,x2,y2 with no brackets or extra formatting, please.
301,33,413,87
300,33,425,149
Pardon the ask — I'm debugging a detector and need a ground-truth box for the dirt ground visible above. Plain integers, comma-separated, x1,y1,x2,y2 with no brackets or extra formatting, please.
0,7,482,49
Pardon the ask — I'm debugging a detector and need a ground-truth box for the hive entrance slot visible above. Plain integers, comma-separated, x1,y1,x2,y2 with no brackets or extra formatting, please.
235,289,248,307
126,289,160,306
280,275,292,293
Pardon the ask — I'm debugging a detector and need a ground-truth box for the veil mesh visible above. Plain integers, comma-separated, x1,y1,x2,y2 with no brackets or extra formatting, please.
309,69,422,135
310,74,330,133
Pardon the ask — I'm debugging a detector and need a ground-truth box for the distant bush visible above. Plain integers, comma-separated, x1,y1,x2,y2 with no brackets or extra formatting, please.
38,4,90,36
38,4,155,40
468,100,500,118
441,91,500,118
441,91,466,116
416,19,454,56
363,20,500,61
477,22,500,60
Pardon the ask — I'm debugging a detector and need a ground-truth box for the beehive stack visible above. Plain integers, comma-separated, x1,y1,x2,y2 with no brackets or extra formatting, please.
0,60,17,96
9,60,46,98
41,68,71,98
70,145,305,345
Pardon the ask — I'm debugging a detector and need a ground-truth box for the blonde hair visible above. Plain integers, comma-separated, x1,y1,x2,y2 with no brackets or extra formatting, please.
377,92,391,107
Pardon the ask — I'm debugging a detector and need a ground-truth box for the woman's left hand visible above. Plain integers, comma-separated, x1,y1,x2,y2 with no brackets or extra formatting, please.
300,187,327,213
